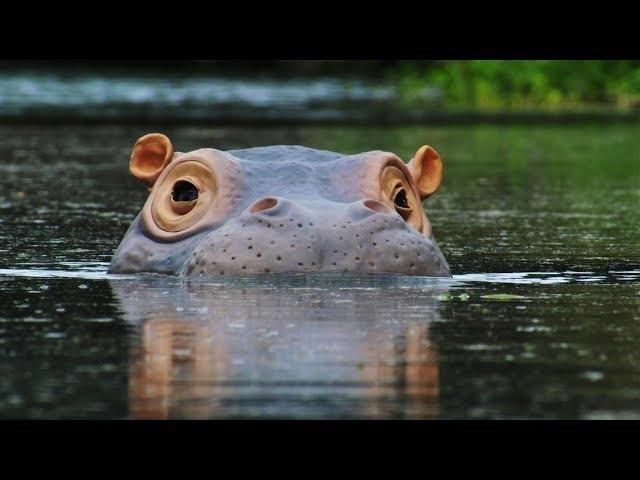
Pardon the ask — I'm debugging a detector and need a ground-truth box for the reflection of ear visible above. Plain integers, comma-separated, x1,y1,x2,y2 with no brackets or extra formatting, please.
129,133,174,187
407,145,443,200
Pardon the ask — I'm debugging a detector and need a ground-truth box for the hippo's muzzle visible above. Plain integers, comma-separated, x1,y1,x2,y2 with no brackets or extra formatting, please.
181,196,450,276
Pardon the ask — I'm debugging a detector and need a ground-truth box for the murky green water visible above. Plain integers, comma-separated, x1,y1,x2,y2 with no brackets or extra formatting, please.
0,124,638,419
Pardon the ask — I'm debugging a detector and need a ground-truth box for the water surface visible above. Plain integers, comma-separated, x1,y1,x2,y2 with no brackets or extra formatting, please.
0,123,638,419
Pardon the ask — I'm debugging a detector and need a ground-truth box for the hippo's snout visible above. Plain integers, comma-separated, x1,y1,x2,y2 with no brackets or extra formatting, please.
182,196,450,276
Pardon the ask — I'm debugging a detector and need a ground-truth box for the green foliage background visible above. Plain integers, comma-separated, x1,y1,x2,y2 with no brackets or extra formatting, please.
387,61,640,109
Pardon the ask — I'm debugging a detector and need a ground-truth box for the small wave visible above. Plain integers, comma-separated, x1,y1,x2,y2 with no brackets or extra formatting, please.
0,263,637,286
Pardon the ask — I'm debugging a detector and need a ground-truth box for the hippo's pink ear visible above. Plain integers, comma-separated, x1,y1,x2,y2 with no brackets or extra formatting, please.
129,133,175,187
407,145,443,200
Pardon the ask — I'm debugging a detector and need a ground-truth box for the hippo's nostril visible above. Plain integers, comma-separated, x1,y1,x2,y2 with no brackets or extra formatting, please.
363,199,394,215
250,197,279,214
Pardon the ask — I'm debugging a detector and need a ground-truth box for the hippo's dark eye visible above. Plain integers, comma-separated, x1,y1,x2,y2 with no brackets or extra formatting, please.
380,164,423,232
172,180,199,202
393,189,409,209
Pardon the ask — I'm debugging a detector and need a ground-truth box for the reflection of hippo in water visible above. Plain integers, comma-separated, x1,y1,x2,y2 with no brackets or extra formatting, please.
108,133,451,276
111,276,443,419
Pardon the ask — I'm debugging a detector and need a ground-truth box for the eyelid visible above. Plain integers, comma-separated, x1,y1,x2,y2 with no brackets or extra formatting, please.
392,184,407,198
175,176,201,192
170,196,197,214
390,180,405,193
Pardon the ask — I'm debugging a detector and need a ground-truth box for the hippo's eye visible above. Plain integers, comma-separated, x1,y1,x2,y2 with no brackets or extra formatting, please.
172,180,199,202
380,164,423,232
150,160,216,233
391,185,412,221
393,188,410,209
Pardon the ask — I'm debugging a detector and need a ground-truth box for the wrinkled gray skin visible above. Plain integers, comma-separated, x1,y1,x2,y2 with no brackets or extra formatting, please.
109,146,451,277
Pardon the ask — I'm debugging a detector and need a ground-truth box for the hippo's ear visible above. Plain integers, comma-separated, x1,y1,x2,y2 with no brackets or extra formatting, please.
407,145,443,200
129,133,175,187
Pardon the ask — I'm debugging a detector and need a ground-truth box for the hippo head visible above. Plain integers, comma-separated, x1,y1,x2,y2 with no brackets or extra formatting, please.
108,133,451,277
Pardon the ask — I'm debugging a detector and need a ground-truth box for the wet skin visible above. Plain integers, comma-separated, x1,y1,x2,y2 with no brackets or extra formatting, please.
108,133,451,277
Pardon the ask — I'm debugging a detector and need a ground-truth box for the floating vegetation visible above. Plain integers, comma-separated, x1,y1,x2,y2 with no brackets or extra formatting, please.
481,293,527,301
